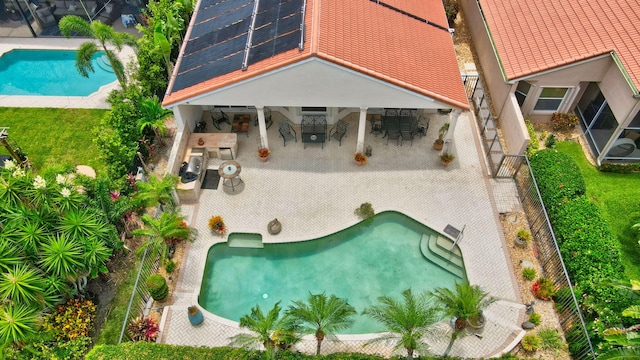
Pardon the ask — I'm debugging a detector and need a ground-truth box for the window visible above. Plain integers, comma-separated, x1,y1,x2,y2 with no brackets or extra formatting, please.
515,81,531,107
534,87,568,111
301,107,326,113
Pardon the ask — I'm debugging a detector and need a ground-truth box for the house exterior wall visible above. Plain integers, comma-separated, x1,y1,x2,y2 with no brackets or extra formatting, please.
460,0,512,119
500,93,529,154
175,59,452,110
600,65,639,128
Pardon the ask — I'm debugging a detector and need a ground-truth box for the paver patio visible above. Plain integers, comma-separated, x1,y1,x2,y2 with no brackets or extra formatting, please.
160,111,526,358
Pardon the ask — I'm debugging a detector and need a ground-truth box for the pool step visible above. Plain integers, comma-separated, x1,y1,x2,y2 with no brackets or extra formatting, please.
96,55,114,73
228,236,264,249
419,234,465,279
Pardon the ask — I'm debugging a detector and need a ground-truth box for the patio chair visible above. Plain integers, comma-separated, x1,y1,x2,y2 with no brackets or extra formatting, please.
209,107,230,130
278,121,297,146
386,128,401,145
329,120,348,146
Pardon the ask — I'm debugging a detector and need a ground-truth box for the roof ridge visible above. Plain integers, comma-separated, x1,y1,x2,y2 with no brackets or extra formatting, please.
369,0,449,32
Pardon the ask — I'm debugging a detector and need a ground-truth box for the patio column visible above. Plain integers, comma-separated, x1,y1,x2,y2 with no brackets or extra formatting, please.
356,107,367,153
256,106,269,149
445,109,462,143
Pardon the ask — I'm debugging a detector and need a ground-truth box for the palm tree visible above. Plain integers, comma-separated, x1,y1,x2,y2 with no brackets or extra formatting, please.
362,288,442,360
286,292,356,355
134,173,179,209
131,211,194,262
431,282,495,356
230,302,293,359
137,96,172,145
58,16,138,89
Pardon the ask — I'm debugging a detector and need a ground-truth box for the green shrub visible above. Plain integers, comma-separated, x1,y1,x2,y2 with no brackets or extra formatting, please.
146,274,168,300
525,119,540,157
529,149,586,212
354,202,374,220
5,335,92,360
538,327,565,350
521,333,541,352
165,260,175,273
528,312,541,326
442,0,459,26
598,162,640,173
551,112,579,131
522,267,536,281
545,134,557,148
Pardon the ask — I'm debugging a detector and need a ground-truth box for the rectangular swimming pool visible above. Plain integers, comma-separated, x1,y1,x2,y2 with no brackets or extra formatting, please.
0,49,117,96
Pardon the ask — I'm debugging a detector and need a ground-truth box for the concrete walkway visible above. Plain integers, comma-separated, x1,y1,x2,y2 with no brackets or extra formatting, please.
160,111,526,358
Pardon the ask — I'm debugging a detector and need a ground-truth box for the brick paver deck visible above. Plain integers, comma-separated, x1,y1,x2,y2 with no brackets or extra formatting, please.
159,111,526,358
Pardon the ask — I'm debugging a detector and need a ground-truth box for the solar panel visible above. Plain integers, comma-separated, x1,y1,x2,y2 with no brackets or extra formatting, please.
171,0,305,94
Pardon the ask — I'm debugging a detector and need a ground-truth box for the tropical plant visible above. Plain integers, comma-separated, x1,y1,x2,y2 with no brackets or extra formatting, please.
362,288,441,360
545,133,557,148
354,202,374,220
39,234,84,280
432,282,495,330
439,152,455,164
132,211,194,262
528,312,541,326
531,277,555,300
285,292,356,355
0,265,48,307
522,267,536,281
137,96,172,146
538,327,565,350
0,304,39,345
58,16,138,89
127,316,159,342
42,298,96,341
208,215,226,235
551,112,579,131
134,173,179,209
521,333,541,352
438,123,450,142
230,302,293,359
599,279,640,359
516,228,532,244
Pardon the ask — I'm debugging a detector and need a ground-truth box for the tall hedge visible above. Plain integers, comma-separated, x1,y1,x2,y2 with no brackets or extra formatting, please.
529,149,635,352
529,150,586,214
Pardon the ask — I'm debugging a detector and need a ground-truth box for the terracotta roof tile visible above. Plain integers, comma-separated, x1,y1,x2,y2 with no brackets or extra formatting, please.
480,0,640,92
164,0,468,109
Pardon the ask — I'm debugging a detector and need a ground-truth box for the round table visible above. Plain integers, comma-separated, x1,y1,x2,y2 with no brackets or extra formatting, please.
218,161,244,193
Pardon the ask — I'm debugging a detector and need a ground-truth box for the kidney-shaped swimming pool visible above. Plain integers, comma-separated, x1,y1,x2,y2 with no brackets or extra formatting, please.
199,211,466,334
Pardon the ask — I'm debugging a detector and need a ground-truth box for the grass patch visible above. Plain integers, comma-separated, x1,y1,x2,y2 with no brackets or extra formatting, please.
0,107,107,174
95,252,140,345
556,141,640,280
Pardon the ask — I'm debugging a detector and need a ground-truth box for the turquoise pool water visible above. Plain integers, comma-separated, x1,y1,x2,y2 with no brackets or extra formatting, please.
0,50,117,96
200,211,466,334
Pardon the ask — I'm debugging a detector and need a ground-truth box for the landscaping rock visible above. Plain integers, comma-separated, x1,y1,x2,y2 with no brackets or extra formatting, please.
522,321,536,330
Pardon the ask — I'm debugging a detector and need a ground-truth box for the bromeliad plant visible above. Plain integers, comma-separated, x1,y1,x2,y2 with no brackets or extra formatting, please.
208,215,227,235
532,277,555,300
126,316,159,342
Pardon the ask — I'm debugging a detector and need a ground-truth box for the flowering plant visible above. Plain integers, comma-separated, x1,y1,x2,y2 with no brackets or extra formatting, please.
531,277,555,300
354,152,367,164
208,215,226,235
126,316,159,342
258,148,271,157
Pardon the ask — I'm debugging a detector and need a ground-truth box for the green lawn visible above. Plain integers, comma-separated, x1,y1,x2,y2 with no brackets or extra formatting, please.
0,107,108,174
556,141,640,280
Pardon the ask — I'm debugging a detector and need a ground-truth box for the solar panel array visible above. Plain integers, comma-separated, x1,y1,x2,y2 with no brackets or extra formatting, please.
173,0,304,93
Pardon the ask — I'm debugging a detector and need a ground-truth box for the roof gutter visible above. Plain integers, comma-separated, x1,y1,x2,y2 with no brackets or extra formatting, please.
610,51,640,98
476,0,509,83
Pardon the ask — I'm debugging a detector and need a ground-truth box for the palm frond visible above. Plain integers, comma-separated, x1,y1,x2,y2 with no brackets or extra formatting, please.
58,15,92,37
0,265,47,306
75,42,98,78
39,234,84,279
0,304,39,344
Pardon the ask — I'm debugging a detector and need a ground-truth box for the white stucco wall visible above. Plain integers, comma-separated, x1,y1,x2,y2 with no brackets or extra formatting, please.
174,59,452,110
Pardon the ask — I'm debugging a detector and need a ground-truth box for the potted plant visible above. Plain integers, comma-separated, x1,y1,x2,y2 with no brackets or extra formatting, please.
434,123,449,150
440,152,455,166
188,305,204,326
258,148,270,162
354,152,367,166
208,215,227,235
432,282,496,332
515,228,532,247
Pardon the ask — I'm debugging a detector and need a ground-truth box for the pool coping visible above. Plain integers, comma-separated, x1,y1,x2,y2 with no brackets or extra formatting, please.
0,37,134,109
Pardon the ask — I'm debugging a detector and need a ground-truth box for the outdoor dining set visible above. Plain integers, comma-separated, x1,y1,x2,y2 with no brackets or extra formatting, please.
369,108,429,146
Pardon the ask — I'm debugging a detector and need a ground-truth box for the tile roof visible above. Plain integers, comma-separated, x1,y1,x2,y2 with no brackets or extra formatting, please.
163,0,469,109
480,0,640,92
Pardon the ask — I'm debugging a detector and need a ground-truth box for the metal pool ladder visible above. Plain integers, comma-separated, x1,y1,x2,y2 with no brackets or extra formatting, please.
444,224,466,251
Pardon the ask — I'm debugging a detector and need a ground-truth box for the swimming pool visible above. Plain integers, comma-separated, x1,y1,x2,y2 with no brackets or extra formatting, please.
199,211,466,334
0,49,117,96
